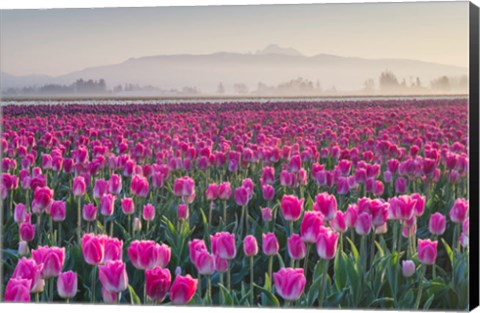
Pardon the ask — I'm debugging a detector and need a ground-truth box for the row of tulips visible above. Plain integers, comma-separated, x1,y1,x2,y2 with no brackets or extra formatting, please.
1,98,469,309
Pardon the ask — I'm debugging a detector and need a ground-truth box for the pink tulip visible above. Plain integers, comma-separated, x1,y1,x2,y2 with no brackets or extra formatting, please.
355,212,372,235
194,249,215,275
210,232,236,259
345,204,358,228
82,233,105,265
243,235,259,256
145,266,171,302
121,197,135,215
205,183,219,201
449,198,468,223
261,207,273,222
273,268,306,301
131,175,150,198
178,203,189,220
170,274,198,305
214,254,229,273
20,219,35,241
262,232,279,256
234,186,249,206
330,211,347,233
12,257,42,292
370,199,389,227
189,239,207,264
83,203,98,221
395,177,407,194
100,194,116,216
104,237,123,263
18,241,29,257
429,212,446,235
459,232,469,247
463,218,469,236
108,174,122,195
31,245,65,279
128,240,170,270
287,234,306,260
402,260,416,277
281,195,304,222
300,211,324,243
218,182,232,200
394,195,417,221
261,167,275,185
99,260,129,293
93,179,109,199
143,203,156,221
313,192,337,221
316,227,339,260
50,200,66,222
173,176,195,198
102,287,117,304
417,239,438,265
262,184,275,201
14,203,27,224
4,278,31,302
32,186,54,214
57,271,78,299
411,193,426,217
72,176,86,197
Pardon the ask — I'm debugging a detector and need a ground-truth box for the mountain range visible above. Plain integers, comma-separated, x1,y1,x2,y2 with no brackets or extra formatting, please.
1,44,468,93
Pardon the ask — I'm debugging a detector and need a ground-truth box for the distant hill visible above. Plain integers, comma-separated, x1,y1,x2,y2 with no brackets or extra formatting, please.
1,45,468,93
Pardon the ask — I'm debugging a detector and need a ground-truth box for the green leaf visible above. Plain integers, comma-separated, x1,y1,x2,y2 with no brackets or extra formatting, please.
334,251,348,291
307,276,323,307
277,254,285,268
441,238,453,266
423,294,435,310
128,284,141,305
253,282,280,307
345,236,359,262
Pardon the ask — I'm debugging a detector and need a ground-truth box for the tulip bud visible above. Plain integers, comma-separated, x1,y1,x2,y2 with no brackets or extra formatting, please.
243,235,259,256
417,239,438,265
170,274,198,305
287,234,306,260
402,260,416,277
261,207,273,222
18,241,29,257
262,232,279,256
273,268,306,301
57,271,78,299
428,212,446,235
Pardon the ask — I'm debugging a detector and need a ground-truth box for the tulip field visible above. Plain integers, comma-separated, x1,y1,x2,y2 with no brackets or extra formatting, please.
0,98,470,309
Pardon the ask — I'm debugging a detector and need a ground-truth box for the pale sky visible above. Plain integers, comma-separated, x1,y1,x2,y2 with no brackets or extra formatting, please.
0,1,469,77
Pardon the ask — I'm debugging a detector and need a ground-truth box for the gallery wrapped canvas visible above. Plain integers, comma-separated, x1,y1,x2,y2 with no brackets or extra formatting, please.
0,0,478,311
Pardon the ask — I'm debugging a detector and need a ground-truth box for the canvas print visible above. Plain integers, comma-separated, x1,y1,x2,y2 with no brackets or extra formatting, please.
0,1,475,310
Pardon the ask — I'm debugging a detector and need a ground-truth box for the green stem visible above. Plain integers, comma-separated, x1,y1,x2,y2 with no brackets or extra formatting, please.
414,265,425,309
304,244,311,275
49,277,54,302
223,200,227,225
198,273,202,298
370,232,376,268
91,266,97,303
207,277,212,305
77,196,82,242
227,264,231,293
268,256,273,289
318,259,329,307
250,256,254,305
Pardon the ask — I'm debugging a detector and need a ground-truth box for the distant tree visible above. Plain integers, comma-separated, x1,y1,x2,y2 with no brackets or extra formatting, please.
217,82,225,95
379,70,399,91
364,78,375,92
431,76,450,91
416,77,422,87
233,83,249,94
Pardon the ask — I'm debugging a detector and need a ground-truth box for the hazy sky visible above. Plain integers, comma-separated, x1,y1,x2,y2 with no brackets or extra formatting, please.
0,2,469,77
